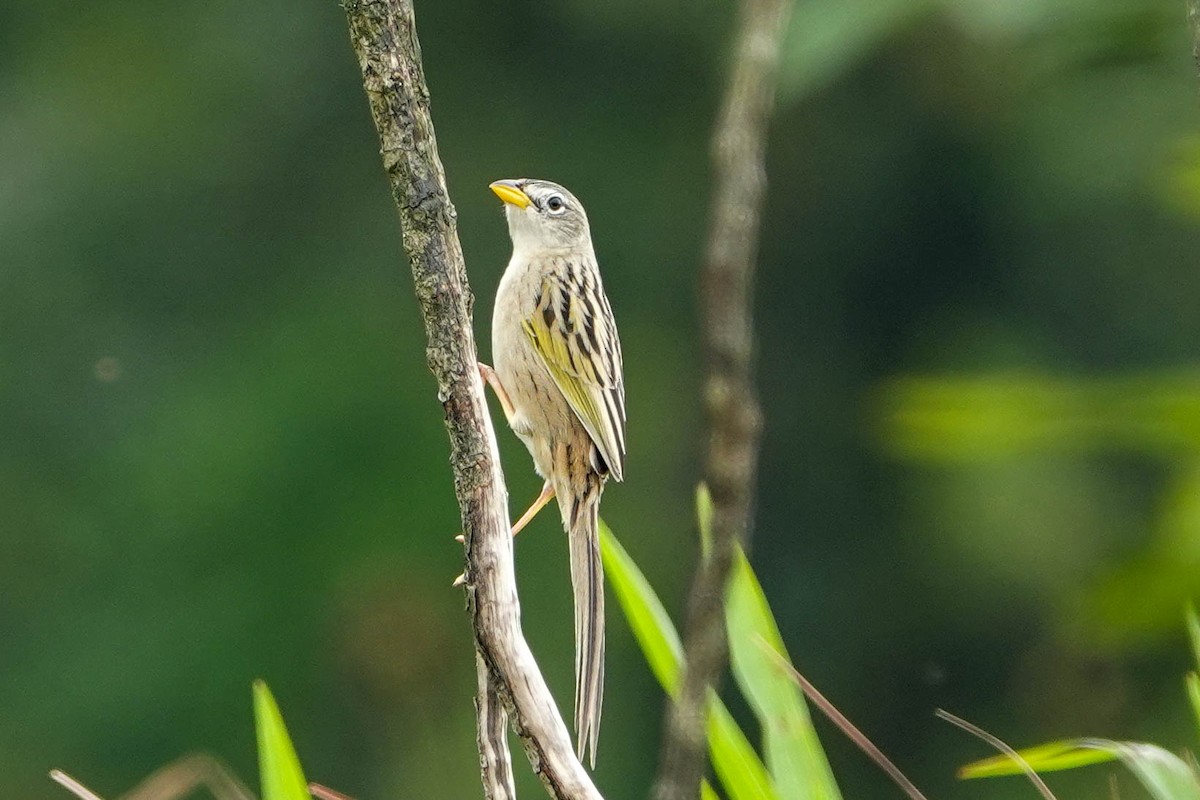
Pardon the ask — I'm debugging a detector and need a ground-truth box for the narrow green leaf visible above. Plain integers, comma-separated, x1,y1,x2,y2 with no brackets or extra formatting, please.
962,738,1200,800
253,680,311,800
700,780,721,800
725,549,842,800
961,739,1117,778
600,521,683,694
1188,605,1200,670
697,484,714,561
600,521,780,800
1101,740,1200,800
707,696,782,800
1188,673,1200,741
1187,606,1200,739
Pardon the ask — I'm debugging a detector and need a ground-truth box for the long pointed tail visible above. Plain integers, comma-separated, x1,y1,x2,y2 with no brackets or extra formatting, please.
564,478,605,768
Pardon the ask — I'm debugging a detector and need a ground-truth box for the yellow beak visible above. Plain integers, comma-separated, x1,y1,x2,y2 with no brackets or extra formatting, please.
489,180,531,209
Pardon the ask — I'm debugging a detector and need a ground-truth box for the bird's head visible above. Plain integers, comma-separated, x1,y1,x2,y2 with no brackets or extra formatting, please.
489,178,591,252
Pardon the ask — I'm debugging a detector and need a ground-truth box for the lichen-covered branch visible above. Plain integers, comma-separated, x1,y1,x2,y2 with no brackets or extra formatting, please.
341,2,603,798
653,0,791,798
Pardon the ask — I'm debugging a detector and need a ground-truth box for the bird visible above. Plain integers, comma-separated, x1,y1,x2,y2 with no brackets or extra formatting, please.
481,177,626,768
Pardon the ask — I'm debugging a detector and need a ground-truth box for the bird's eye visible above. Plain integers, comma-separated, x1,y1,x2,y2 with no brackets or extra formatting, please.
546,195,566,214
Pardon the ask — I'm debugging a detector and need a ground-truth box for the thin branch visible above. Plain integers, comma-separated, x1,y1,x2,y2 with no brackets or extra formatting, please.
935,709,1058,800
757,640,928,800
341,2,602,798
310,785,356,800
653,0,791,797
50,771,106,800
1189,0,1200,80
51,756,254,800
122,755,253,800
476,652,517,800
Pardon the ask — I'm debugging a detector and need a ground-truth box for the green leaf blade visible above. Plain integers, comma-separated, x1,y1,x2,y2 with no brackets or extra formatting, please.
1187,605,1200,669
1188,605,1200,739
960,739,1117,778
707,698,780,800
600,520,683,695
724,549,841,800
962,738,1200,800
1187,673,1200,742
1102,741,1200,800
696,484,714,561
253,680,311,800
601,521,781,800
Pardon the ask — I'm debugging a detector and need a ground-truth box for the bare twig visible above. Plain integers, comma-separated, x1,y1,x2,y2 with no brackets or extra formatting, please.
50,771,106,800
51,755,254,800
476,651,517,799
310,783,356,800
756,640,928,800
123,755,253,800
342,2,602,797
935,709,1058,800
653,0,791,797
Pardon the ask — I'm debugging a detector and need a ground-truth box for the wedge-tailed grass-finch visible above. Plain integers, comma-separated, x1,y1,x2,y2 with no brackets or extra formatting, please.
482,178,626,767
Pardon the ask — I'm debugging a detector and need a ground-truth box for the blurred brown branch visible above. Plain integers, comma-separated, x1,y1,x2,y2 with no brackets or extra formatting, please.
1190,0,1200,80
51,755,254,800
653,0,791,797
342,1,603,798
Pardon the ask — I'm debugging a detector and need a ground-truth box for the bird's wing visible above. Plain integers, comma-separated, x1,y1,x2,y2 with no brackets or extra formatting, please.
522,272,626,481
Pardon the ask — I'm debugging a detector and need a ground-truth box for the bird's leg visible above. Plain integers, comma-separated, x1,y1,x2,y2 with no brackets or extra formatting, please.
452,482,555,587
478,361,556,535
453,482,553,542
511,481,554,537
478,362,517,426
453,367,554,587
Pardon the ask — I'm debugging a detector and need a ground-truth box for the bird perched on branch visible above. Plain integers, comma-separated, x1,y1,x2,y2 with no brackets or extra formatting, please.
482,177,626,767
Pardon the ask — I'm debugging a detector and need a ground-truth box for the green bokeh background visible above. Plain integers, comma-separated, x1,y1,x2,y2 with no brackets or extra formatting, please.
4,0,1200,797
